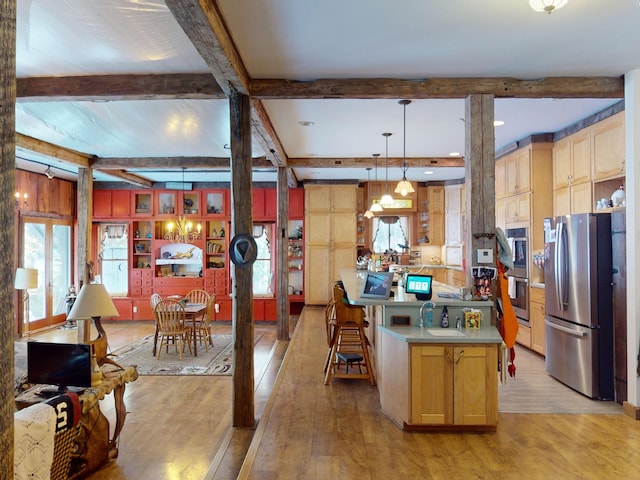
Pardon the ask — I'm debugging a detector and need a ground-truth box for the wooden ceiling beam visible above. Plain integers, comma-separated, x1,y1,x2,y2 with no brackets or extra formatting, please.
288,157,465,168
91,156,273,169
98,169,154,188
250,77,624,99
16,74,225,102
16,133,91,167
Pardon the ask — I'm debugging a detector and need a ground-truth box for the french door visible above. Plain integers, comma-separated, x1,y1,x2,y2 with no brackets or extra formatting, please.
21,218,73,332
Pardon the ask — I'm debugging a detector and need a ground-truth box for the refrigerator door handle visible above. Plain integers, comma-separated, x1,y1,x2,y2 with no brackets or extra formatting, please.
545,319,587,338
554,221,564,311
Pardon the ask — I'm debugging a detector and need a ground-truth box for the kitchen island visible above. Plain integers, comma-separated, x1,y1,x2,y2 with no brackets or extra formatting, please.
340,269,503,431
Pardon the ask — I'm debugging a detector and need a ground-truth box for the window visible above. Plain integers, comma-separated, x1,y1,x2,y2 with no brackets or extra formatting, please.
372,216,409,254
98,224,129,296
253,224,273,295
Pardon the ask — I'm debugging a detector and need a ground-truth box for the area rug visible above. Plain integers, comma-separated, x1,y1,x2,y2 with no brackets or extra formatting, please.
109,334,238,376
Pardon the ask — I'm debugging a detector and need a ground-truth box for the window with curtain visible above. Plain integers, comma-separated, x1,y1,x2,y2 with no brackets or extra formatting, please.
98,223,129,296
253,224,273,295
372,216,409,254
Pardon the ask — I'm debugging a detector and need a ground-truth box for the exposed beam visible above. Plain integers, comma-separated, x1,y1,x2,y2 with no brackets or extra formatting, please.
16,74,224,102
91,156,273,169
288,157,465,168
165,0,250,96
250,77,624,99
16,133,91,167
98,170,154,188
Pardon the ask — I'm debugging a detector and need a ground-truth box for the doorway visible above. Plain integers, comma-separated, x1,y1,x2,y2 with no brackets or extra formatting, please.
21,218,73,333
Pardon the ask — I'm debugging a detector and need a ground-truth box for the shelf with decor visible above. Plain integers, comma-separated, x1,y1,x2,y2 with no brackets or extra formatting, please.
205,220,228,270
288,220,304,300
132,221,153,270
155,243,203,278
132,191,153,216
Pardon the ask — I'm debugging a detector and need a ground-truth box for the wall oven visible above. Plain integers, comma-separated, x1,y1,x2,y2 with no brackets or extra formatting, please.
509,276,529,324
505,227,529,325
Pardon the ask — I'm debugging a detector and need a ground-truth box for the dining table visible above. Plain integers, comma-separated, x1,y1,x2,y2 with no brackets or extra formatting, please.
152,300,207,357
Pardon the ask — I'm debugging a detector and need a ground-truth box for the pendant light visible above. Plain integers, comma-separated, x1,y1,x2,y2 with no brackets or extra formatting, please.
370,154,383,213
364,167,374,219
528,0,567,14
394,100,415,197
379,132,394,207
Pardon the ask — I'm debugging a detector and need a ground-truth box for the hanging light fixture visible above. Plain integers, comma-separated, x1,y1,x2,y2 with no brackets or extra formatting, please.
379,132,394,207
369,154,384,213
394,100,415,197
164,167,202,243
364,167,374,219
528,0,568,14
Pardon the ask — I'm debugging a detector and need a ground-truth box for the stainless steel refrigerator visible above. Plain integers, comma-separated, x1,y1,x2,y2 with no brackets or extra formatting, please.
543,212,614,400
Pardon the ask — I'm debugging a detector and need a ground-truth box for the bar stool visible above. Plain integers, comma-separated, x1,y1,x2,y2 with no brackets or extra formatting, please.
324,284,375,385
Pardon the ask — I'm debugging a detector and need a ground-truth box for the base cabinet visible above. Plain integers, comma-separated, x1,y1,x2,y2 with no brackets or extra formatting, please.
529,287,546,356
410,344,498,428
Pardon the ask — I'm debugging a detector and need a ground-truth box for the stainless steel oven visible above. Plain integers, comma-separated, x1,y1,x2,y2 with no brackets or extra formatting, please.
509,276,529,324
506,227,528,279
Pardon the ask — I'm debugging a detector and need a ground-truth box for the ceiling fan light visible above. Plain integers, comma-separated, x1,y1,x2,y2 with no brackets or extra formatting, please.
528,0,568,13
394,178,414,197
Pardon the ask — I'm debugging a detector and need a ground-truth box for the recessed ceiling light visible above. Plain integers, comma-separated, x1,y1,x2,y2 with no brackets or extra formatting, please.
424,170,434,175
449,152,461,157
494,120,505,127
298,121,315,127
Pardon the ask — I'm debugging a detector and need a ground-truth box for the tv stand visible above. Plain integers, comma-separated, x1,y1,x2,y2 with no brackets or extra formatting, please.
16,364,138,479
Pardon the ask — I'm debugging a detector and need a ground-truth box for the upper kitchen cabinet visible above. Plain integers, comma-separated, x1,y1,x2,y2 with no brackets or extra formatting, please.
93,190,130,218
553,130,591,190
591,111,625,181
179,191,201,216
155,191,177,217
253,188,277,220
505,148,531,196
204,190,227,217
132,191,153,216
288,188,305,219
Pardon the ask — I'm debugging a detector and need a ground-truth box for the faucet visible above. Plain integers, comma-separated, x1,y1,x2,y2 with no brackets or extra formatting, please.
419,301,436,328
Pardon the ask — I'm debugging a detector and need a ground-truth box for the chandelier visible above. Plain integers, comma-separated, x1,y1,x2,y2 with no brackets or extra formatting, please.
163,167,202,243
529,0,568,13
164,216,202,243
394,100,415,197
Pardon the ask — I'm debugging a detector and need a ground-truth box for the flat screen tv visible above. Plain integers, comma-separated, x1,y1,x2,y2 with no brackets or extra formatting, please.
360,271,394,300
405,274,433,300
27,342,92,394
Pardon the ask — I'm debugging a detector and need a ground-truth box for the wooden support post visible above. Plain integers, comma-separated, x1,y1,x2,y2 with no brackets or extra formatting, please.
464,94,496,299
1,0,16,475
276,167,290,340
76,167,94,343
229,89,256,428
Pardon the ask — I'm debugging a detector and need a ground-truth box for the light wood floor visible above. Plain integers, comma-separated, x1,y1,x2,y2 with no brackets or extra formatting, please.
31,310,640,479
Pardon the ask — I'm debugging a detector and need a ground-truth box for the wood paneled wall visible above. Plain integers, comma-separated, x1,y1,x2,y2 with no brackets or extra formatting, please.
15,169,76,217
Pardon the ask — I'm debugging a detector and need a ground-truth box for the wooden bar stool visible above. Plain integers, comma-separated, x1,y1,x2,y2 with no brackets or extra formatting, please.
324,285,375,385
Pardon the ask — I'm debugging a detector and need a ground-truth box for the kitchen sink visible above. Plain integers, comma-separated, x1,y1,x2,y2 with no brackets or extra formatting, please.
426,329,466,337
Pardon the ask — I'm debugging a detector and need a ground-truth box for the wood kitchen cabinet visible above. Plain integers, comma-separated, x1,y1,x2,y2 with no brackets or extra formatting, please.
591,111,625,181
505,192,531,226
304,185,357,305
553,130,591,190
529,286,546,356
505,148,531,196
410,344,498,428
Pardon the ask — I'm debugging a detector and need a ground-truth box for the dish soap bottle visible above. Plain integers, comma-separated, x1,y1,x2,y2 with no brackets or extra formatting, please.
440,306,449,328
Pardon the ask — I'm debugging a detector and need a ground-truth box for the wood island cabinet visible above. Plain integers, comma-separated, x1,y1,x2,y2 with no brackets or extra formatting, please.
529,286,546,356
410,344,498,428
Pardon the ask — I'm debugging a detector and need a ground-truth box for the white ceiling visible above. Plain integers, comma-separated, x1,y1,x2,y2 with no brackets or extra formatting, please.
14,0,638,185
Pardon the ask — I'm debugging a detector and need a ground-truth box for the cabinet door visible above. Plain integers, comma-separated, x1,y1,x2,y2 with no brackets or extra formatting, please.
515,149,531,194
495,198,506,233
504,152,518,196
571,130,592,185
530,289,546,356
306,213,331,245
288,188,305,218
429,187,445,213
553,187,570,217
592,112,625,180
495,159,506,200
429,212,445,245
571,182,593,214
331,186,357,212
305,187,331,212
453,346,498,426
93,191,112,217
332,212,356,245
411,345,453,425
553,137,572,190
112,190,131,217
305,245,331,305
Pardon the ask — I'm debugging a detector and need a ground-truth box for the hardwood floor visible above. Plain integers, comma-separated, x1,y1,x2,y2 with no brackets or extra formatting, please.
29,311,639,479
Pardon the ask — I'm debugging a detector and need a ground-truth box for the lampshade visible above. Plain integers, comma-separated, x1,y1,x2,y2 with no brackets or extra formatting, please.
14,268,38,290
67,283,120,320
395,100,416,197
529,0,568,13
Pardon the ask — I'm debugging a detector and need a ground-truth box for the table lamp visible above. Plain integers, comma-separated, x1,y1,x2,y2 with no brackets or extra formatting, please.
66,283,120,384
14,268,38,336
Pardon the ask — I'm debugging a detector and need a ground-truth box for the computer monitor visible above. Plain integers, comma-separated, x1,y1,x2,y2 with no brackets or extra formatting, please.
405,274,433,300
360,271,394,300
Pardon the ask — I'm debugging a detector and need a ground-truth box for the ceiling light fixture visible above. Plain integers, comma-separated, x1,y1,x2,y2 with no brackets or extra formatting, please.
528,0,568,14
44,166,55,179
394,100,415,197
370,154,383,213
364,167,374,219
379,132,394,207
164,168,202,243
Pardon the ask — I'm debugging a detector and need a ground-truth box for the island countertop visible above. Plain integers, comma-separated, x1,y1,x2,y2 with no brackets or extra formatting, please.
378,325,504,344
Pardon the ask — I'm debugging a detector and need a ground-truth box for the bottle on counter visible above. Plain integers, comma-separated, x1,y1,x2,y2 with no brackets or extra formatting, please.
440,306,449,328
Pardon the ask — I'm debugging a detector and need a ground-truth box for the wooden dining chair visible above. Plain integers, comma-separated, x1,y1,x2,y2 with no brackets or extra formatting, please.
194,295,216,351
150,293,163,355
154,299,192,360
185,289,210,306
